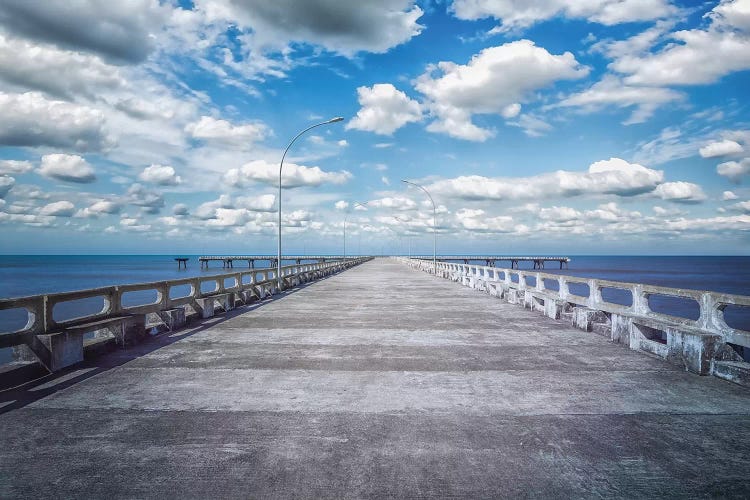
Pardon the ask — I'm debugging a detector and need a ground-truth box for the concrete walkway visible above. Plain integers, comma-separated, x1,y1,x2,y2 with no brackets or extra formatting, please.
2,258,750,498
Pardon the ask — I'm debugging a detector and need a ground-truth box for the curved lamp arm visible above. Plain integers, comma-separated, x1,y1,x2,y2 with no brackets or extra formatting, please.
277,117,344,290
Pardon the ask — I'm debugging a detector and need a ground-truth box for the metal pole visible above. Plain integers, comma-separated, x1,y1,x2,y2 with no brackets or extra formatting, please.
277,117,343,291
344,213,348,259
401,180,437,274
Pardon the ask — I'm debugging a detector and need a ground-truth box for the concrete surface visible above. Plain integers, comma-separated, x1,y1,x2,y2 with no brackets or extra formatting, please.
2,258,750,498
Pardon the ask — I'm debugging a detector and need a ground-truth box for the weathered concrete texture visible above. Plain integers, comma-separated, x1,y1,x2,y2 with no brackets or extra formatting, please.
2,258,750,498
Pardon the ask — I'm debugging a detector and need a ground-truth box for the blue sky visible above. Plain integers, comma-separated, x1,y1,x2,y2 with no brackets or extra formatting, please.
0,0,749,255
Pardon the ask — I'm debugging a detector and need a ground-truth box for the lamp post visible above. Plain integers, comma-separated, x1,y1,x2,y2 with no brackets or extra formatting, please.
401,179,436,274
277,117,343,291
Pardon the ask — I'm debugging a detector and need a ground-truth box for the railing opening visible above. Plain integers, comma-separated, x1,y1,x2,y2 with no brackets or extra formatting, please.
169,284,192,300
241,274,254,285
567,282,590,298
726,342,750,362
543,278,559,291
634,323,667,344
525,275,536,287
52,296,106,322
510,273,519,283
722,304,750,333
0,307,28,333
121,289,159,308
647,294,700,321
601,287,633,307
200,281,218,294
223,277,237,289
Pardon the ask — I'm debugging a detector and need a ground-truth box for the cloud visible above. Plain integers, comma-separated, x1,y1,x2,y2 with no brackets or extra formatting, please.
429,157,664,200
185,115,269,145
224,159,352,188
138,164,182,186
729,200,750,213
450,0,677,32
717,158,750,182
347,84,422,135
39,200,75,216
235,194,276,212
195,194,234,220
0,92,108,151
335,200,349,211
0,0,166,63
609,1,750,86
0,33,125,100
0,160,33,175
368,196,417,210
556,75,683,124
722,190,739,201
75,200,121,218
381,176,391,186
699,139,744,158
39,154,96,183
172,203,189,216
414,40,588,141
654,181,707,203
126,183,164,213
200,0,424,56
0,175,13,197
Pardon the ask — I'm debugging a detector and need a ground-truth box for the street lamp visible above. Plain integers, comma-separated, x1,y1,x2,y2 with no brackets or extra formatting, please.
277,116,343,291
401,179,437,274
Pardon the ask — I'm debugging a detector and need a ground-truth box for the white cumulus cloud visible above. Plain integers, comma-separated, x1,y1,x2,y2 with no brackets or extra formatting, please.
185,115,269,145
654,181,707,203
224,159,352,188
39,200,75,216
0,92,109,151
428,157,664,200
138,164,182,186
39,154,96,183
450,0,678,32
699,139,744,158
347,83,422,135
414,40,588,141
0,160,33,175
717,158,750,182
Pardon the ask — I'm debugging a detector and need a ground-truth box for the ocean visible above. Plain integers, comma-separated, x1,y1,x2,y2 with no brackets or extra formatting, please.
1,255,749,364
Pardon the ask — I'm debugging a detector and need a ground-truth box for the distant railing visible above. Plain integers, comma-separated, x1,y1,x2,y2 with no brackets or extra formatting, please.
1,258,370,346
399,257,750,385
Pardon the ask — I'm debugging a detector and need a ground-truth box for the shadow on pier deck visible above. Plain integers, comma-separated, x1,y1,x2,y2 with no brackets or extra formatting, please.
1,258,750,498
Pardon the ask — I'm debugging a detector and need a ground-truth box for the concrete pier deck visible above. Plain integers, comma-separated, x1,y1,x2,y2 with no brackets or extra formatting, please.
2,258,750,498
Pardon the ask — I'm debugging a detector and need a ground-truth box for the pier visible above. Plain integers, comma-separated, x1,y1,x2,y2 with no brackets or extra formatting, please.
410,255,571,269
1,258,750,497
199,255,346,269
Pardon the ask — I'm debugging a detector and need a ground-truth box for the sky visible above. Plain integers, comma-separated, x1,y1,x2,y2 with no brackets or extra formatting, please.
0,0,749,256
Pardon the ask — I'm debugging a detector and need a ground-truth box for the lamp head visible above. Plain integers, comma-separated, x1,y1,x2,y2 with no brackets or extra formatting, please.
327,116,345,123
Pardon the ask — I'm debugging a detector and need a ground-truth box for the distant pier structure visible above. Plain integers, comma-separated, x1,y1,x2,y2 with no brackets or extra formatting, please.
174,257,189,269
199,255,345,269
411,255,571,269
199,255,570,269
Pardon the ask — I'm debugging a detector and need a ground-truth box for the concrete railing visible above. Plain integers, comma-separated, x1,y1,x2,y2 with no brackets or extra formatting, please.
1,257,371,373
400,257,750,387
